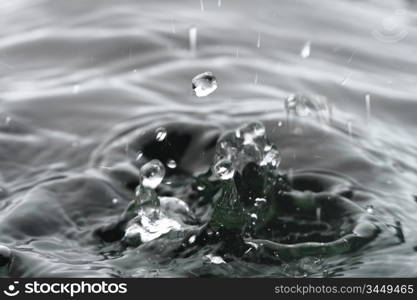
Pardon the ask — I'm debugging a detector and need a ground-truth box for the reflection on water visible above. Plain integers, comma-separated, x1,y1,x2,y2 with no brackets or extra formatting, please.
1,0,417,277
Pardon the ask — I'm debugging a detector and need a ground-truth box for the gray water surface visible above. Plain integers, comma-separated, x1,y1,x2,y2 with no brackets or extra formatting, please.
1,0,417,277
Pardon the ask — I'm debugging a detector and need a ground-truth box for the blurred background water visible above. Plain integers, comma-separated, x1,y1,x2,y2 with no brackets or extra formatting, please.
0,0,417,277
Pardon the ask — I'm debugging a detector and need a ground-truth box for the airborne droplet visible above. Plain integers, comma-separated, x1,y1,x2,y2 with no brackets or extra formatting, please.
155,127,167,142
167,159,177,169
139,159,166,189
300,41,311,58
192,71,218,97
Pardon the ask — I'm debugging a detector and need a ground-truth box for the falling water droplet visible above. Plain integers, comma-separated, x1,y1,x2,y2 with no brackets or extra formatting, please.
189,27,197,52
254,73,258,84
200,0,204,11
316,207,322,221
188,235,196,244
155,127,167,142
217,0,222,7
257,33,261,48
365,93,371,122
347,121,353,139
300,41,311,58
112,198,119,205
167,159,177,169
136,151,143,161
213,158,235,180
366,205,374,214
250,213,258,220
140,159,166,189
341,71,353,86
192,71,218,97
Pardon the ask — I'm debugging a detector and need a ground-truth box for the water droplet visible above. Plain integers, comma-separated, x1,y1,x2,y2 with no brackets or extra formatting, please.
250,213,258,219
112,198,119,204
278,121,283,127
257,32,261,48
365,93,371,122
255,198,267,207
217,0,222,7
200,0,204,11
213,158,235,180
300,41,311,58
167,159,177,169
205,254,226,264
135,151,143,161
155,127,167,142
189,27,197,52
196,184,205,191
366,205,374,214
192,71,218,97
188,235,196,244
140,159,166,189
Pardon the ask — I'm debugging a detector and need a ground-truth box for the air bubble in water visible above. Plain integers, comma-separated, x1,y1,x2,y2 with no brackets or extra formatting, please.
213,158,235,180
167,159,177,169
155,127,167,142
192,71,218,97
140,159,166,189
300,41,311,58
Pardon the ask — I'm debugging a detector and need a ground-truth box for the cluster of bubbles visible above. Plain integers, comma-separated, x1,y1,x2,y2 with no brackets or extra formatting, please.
212,121,281,180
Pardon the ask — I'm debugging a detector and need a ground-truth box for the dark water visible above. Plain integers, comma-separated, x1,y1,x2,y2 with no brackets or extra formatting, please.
1,0,417,277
